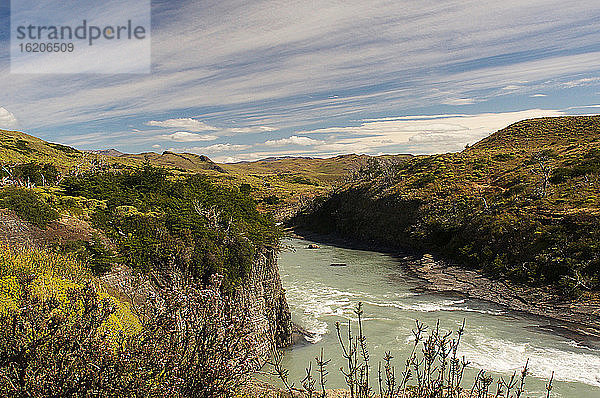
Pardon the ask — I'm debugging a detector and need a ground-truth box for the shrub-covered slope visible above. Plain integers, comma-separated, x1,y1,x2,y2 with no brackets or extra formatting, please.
293,116,600,295
60,165,281,287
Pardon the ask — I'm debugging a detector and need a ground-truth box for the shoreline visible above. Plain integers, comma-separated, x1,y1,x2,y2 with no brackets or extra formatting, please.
287,228,600,349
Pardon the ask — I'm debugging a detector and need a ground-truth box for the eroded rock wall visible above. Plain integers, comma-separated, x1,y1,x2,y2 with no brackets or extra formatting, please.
233,248,293,361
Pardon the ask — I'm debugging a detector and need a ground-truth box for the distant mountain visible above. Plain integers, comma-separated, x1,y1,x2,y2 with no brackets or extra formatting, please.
255,156,314,163
83,149,125,157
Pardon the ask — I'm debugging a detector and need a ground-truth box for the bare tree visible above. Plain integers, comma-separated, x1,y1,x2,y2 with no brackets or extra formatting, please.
532,151,553,198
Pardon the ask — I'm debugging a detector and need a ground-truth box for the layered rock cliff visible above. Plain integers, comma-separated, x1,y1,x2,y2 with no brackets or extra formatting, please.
233,248,293,360
101,247,294,362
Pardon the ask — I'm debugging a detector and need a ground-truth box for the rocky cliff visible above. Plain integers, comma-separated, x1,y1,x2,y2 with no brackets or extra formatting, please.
233,248,293,360
101,247,294,362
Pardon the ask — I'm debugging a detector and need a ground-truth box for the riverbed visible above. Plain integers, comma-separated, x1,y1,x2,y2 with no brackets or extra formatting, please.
268,238,600,397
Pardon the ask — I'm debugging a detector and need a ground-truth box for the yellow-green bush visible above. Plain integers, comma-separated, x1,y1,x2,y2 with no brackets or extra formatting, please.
0,246,140,335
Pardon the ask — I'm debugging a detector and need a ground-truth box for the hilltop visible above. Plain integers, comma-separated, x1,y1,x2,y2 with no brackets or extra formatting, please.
0,129,225,173
0,129,82,166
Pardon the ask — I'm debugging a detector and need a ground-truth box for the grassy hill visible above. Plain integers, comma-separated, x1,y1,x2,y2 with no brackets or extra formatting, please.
0,129,228,174
293,116,600,295
0,129,83,166
221,154,402,211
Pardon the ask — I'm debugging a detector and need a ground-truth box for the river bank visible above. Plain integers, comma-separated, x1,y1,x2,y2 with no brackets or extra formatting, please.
289,229,600,349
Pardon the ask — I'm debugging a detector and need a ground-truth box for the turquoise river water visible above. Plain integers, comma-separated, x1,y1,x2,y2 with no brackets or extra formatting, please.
265,238,600,397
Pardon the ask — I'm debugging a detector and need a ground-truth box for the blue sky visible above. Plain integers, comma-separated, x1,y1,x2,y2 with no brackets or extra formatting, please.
2,0,600,162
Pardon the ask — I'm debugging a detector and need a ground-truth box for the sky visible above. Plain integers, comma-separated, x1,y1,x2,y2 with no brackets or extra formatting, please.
2,0,600,162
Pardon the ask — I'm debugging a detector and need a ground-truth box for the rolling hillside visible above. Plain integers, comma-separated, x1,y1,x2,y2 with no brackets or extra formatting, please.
0,129,83,166
0,129,380,210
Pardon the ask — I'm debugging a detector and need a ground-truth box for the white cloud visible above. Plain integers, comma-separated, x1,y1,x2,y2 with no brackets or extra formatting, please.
161,131,218,142
501,85,523,91
562,77,600,88
531,94,547,97
225,126,276,134
264,135,323,146
147,117,276,138
441,98,476,106
0,107,17,129
299,109,567,154
152,144,161,149
147,118,218,131
568,104,600,109
188,143,252,153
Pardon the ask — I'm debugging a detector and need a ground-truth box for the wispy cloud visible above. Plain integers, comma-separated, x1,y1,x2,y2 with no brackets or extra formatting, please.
147,118,218,131
562,77,600,88
441,98,476,106
188,143,252,154
147,117,276,138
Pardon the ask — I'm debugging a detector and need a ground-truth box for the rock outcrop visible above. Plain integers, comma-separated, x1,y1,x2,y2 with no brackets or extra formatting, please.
233,248,293,360
102,247,294,362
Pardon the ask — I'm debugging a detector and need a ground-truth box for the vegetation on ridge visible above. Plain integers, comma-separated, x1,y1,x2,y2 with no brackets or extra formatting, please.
60,164,281,286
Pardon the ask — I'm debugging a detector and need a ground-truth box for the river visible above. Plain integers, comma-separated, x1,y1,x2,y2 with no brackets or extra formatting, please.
269,237,600,397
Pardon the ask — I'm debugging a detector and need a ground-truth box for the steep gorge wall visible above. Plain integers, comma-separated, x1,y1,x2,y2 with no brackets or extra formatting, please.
234,249,293,360
102,248,294,362
0,209,294,362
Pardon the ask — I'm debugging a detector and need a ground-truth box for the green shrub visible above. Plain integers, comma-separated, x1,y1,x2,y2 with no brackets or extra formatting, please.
492,153,515,161
239,183,252,195
56,236,116,275
0,187,59,227
290,175,317,185
62,166,281,287
551,149,600,183
0,163,59,186
262,195,282,205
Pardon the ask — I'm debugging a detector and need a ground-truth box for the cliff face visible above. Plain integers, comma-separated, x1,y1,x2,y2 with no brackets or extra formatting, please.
233,248,293,361
101,247,294,362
